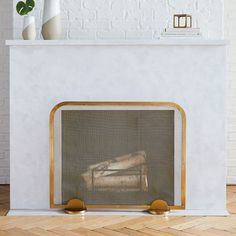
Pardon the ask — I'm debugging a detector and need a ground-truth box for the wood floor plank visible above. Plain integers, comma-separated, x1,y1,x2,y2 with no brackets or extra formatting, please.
138,227,173,236
84,216,131,230
227,203,236,214
95,227,128,236
0,217,48,230
4,228,38,236
161,228,194,236
190,217,228,231
28,227,59,236
0,210,8,217
51,228,85,236
0,185,9,216
104,216,142,230
56,217,105,230
72,227,105,236
183,228,219,236
116,227,151,236
172,216,234,231
204,228,236,236
126,216,173,230
227,228,236,234
170,217,207,230
28,216,89,230
0,231,11,236
147,216,199,230
20,217,62,230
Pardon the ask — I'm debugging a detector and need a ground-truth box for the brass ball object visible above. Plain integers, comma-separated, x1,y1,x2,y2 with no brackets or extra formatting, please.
148,200,170,215
64,199,87,215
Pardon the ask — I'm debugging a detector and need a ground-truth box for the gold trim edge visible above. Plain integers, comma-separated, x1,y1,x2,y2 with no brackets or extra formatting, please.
49,101,186,211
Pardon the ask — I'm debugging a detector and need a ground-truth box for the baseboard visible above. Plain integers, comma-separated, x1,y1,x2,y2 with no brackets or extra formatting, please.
7,209,229,217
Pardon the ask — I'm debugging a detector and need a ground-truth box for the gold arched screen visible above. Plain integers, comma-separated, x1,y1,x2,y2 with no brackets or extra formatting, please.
49,102,186,211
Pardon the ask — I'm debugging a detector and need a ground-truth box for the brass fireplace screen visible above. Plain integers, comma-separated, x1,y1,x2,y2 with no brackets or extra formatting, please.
50,102,186,211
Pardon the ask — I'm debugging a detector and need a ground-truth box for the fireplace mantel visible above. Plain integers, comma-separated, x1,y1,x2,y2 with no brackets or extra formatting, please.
6,39,228,46
7,40,228,215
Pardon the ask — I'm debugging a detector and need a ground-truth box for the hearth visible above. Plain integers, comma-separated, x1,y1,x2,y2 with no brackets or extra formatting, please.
50,102,186,213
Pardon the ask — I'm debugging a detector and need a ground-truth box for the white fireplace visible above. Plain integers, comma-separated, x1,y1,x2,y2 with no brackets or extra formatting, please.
7,39,228,215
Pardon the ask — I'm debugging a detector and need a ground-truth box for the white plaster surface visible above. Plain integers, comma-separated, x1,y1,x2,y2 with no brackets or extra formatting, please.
8,209,229,216
9,41,227,211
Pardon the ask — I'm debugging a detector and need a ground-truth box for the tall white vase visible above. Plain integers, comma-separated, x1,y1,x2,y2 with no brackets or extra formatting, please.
42,0,61,40
22,16,36,40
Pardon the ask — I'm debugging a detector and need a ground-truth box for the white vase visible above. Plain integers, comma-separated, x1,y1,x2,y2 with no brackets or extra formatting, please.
42,0,61,40
22,16,36,40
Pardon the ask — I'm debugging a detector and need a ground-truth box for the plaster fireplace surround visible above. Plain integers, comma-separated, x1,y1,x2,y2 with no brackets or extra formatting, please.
6,39,228,216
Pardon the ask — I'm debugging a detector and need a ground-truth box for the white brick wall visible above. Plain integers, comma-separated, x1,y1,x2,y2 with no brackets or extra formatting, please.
0,0,12,184
225,0,236,184
13,0,224,40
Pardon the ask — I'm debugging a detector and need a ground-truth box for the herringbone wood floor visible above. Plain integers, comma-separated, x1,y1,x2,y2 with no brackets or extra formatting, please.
0,185,236,235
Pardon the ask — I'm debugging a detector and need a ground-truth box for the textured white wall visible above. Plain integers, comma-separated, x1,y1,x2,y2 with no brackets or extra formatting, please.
225,0,236,184
0,0,12,184
13,0,224,40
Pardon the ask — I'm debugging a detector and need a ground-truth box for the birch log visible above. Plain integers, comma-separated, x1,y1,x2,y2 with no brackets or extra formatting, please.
82,153,148,192
87,151,146,170
81,151,147,190
93,175,148,192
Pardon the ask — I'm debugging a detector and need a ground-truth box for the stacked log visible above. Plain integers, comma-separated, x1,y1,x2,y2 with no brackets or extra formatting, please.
81,151,148,192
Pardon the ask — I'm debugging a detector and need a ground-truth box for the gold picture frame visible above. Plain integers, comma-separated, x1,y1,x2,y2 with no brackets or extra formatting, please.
49,102,186,211
173,14,192,28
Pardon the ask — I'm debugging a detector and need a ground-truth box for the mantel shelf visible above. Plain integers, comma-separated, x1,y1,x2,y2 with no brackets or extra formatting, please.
6,39,229,46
